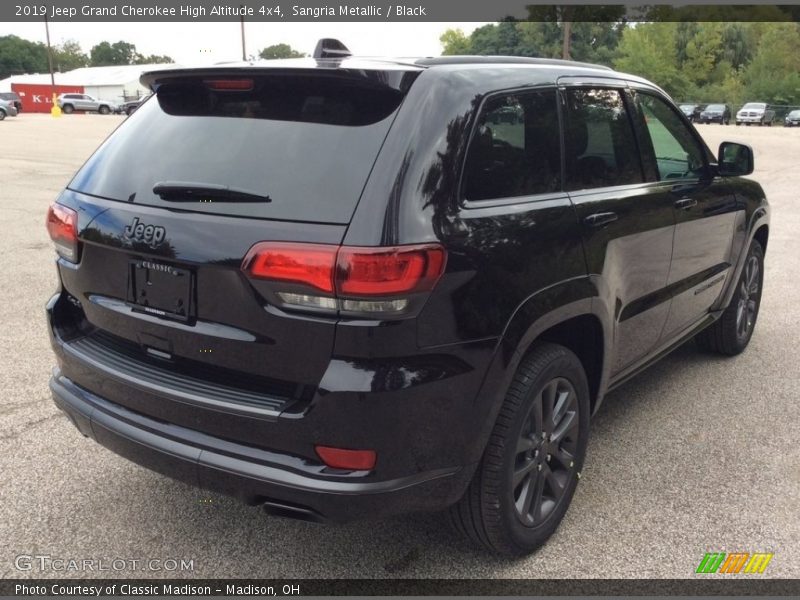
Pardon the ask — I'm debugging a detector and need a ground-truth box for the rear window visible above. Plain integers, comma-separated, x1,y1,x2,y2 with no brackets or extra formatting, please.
68,71,416,223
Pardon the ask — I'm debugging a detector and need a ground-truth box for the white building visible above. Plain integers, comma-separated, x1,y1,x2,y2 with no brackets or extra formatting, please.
0,63,177,104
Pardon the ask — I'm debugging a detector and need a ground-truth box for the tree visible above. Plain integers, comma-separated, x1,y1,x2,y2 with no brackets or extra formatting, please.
88,41,172,67
53,40,88,72
135,54,174,65
258,44,305,60
90,41,140,66
438,16,625,67
743,23,800,105
0,35,48,80
440,29,471,55
614,23,689,98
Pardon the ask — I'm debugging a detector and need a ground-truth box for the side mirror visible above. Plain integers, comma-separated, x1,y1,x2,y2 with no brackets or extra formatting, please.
718,142,754,176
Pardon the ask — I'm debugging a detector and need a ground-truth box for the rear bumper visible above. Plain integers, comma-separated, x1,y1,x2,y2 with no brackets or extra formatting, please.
50,371,471,522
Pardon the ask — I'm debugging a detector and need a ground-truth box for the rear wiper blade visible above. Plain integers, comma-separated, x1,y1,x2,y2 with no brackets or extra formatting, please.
152,181,271,203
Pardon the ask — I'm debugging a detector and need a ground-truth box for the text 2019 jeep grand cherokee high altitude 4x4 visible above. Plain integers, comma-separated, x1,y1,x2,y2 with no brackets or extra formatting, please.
46,40,769,555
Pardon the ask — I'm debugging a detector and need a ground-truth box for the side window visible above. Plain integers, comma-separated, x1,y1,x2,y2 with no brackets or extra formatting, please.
563,88,643,191
463,90,561,201
636,93,707,181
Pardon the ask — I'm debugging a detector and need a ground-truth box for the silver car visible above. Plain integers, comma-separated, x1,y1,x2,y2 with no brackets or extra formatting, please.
0,98,18,120
57,93,118,115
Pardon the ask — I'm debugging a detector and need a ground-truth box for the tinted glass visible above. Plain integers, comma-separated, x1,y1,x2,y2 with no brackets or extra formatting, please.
68,72,415,223
463,90,561,201
563,88,643,191
637,93,707,181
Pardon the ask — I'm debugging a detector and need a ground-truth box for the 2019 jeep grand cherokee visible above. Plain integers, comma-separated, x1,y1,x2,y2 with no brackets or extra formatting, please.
57,93,118,115
46,41,769,555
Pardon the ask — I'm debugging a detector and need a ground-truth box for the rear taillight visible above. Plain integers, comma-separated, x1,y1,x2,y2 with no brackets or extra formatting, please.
241,242,446,317
46,202,78,262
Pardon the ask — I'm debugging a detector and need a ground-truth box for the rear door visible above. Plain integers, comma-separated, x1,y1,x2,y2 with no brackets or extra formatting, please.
561,84,676,375
630,89,740,339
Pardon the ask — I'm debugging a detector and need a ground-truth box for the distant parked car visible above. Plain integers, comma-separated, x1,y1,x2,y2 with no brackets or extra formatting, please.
57,93,118,115
698,103,731,125
0,98,18,120
0,92,22,112
785,110,800,127
679,103,704,122
119,94,152,116
736,102,775,126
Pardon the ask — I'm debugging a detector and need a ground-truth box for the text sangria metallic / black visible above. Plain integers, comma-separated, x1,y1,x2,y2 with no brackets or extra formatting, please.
46,40,769,554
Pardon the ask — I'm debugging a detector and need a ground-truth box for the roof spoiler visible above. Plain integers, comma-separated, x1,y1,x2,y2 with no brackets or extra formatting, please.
313,38,351,60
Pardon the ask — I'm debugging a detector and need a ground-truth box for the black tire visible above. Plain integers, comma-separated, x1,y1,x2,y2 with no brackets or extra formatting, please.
0,109,5,121
126,107,135,116
62,104,74,114
448,343,590,555
98,105,110,115
696,239,764,356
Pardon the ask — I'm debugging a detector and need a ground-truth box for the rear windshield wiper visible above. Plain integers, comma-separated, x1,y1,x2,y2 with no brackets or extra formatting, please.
152,181,272,203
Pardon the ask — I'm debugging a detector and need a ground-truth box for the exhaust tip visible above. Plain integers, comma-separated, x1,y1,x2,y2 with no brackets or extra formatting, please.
261,499,326,523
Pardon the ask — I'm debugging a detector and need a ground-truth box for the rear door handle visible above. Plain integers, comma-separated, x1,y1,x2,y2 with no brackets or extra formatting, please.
674,197,697,210
583,212,618,227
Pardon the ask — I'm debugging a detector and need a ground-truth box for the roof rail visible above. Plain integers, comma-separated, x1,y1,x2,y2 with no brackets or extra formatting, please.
313,39,352,60
415,56,614,71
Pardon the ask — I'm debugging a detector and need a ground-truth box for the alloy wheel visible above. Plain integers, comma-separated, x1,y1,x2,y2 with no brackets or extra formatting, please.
736,255,760,342
512,377,579,527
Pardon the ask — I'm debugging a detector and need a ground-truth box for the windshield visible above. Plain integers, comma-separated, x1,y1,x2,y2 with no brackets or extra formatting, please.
706,104,725,111
68,71,417,223
742,103,766,110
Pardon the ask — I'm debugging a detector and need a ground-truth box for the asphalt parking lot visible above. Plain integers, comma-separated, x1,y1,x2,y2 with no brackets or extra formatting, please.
1,114,798,579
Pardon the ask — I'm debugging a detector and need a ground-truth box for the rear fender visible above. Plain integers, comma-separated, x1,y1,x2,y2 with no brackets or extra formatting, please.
461,276,607,467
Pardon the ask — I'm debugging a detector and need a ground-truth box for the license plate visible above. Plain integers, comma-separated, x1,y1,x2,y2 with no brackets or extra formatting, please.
128,260,193,322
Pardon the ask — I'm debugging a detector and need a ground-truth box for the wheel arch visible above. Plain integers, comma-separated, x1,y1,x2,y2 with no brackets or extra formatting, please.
463,281,610,467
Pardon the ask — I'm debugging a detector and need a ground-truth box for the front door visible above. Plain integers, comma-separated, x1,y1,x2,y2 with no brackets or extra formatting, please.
630,90,740,339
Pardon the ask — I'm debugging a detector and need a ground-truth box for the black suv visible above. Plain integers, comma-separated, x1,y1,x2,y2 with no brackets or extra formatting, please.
46,41,769,555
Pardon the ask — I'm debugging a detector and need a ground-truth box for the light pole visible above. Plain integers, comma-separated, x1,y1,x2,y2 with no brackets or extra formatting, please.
44,13,61,117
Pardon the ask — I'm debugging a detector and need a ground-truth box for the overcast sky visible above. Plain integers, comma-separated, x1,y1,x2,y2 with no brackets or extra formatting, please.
0,22,487,65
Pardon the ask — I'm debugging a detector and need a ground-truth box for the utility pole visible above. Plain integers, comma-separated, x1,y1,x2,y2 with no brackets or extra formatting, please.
240,6,247,60
44,13,61,117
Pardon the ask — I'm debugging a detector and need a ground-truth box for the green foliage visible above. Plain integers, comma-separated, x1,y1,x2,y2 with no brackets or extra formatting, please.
0,35,48,79
440,19,624,65
136,54,174,65
258,44,305,60
614,23,690,98
742,23,800,104
88,41,172,66
53,40,88,71
439,19,800,108
90,41,138,66
439,29,471,55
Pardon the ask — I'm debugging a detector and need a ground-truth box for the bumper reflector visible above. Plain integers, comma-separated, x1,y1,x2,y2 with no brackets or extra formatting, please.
315,445,377,470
